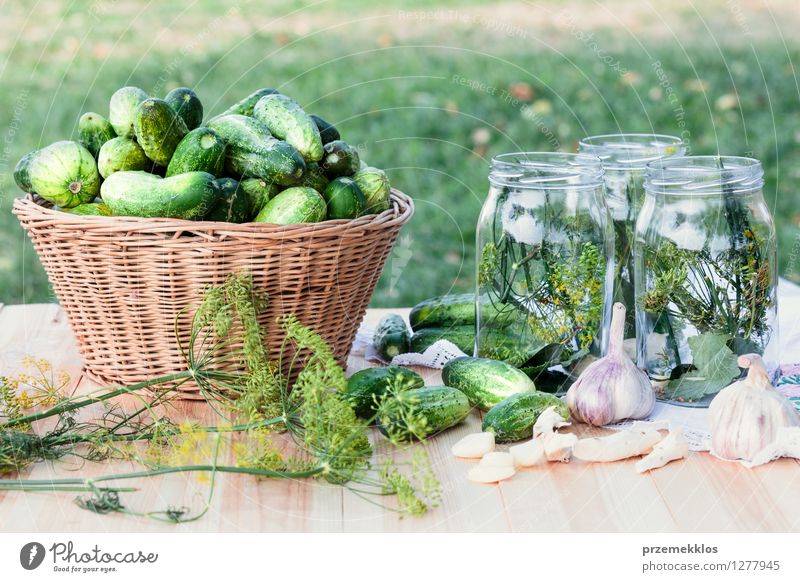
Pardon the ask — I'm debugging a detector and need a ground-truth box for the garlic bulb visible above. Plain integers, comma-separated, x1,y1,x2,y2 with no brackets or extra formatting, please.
566,303,655,426
709,354,800,462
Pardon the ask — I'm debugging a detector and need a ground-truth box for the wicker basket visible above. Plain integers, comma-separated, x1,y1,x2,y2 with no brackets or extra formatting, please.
13,190,413,399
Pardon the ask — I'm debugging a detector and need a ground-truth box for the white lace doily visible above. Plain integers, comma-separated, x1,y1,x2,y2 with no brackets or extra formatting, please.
352,325,467,369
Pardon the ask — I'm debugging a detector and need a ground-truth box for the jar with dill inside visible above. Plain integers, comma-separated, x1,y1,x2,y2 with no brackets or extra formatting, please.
635,156,778,406
578,134,685,342
475,152,615,392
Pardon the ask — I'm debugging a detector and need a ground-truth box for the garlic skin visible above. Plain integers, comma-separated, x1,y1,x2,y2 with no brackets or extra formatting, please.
566,303,655,426
709,354,800,462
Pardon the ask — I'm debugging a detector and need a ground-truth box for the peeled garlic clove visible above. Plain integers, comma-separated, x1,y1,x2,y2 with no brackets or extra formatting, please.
709,354,800,462
543,432,578,462
509,439,545,467
479,452,515,468
573,429,663,462
468,464,516,484
532,406,570,438
452,432,495,458
566,303,655,427
635,429,688,473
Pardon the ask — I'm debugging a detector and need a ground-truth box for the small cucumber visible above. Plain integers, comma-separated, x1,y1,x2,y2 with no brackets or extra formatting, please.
213,88,279,119
310,114,340,145
109,86,149,138
78,112,116,157
26,141,100,208
253,186,326,225
253,94,323,162
97,137,152,179
323,176,365,219
205,178,250,222
374,314,411,360
345,366,424,420
206,114,305,185
64,202,112,216
410,293,476,331
165,87,203,130
353,166,391,214
166,127,226,177
240,178,280,215
134,98,189,166
13,150,37,192
481,391,568,442
101,170,220,219
378,386,471,441
410,326,475,355
320,140,360,178
296,162,330,193
442,356,536,411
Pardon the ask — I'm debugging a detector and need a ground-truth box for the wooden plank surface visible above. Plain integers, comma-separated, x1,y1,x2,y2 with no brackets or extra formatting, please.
1,304,799,532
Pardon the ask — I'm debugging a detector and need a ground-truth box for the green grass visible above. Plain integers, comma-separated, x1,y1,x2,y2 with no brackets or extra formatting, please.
2,0,799,307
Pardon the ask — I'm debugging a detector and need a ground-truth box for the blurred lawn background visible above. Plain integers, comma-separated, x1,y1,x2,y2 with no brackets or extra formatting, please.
1,0,799,306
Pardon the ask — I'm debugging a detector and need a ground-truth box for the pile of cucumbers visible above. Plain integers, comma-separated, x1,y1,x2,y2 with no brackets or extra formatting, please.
14,86,393,224
344,357,566,443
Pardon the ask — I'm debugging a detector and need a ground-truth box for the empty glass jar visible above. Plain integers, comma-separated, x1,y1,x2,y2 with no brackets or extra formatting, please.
635,156,778,406
475,152,614,389
578,134,685,340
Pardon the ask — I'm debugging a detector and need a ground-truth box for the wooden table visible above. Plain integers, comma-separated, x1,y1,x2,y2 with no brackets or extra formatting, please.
1,304,799,533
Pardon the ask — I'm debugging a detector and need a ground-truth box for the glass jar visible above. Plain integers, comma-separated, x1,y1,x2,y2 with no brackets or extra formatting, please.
476,152,614,390
635,156,779,406
578,134,685,341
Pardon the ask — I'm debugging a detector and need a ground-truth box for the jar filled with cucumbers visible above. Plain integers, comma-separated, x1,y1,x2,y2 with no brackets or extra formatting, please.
578,133,685,341
475,152,615,391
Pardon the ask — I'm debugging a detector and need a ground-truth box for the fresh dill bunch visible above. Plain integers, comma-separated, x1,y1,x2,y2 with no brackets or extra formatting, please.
294,360,372,484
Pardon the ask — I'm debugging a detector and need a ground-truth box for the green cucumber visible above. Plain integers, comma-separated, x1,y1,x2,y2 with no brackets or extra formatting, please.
323,176,365,219
205,178,250,222
26,141,100,208
442,356,536,411
213,88,279,119
133,98,189,166
409,293,510,331
353,166,391,214
64,202,112,216
165,127,226,177
13,150,37,192
410,326,475,355
345,365,424,419
253,186,326,225
97,137,152,179
101,170,220,219
109,86,149,138
410,293,476,331
206,114,305,185
240,178,279,215
164,87,203,130
296,162,329,193
320,140,360,178
481,391,568,443
253,94,323,162
378,386,471,441
78,112,116,157
374,314,411,360
310,114,340,145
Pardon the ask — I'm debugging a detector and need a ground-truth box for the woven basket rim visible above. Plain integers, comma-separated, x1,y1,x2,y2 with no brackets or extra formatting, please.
13,188,413,236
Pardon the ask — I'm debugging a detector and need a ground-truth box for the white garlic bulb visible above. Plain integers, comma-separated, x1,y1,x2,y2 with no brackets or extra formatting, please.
566,303,655,426
709,354,800,462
